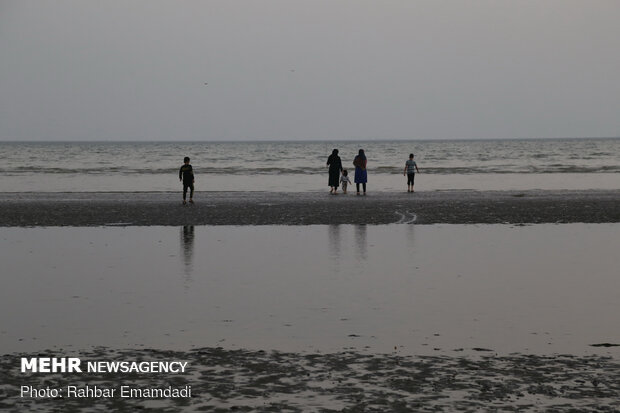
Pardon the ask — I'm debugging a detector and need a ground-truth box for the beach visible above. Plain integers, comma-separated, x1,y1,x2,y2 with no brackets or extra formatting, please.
2,189,620,226
1,221,619,411
3,348,619,412
3,0,620,408
2,143,619,412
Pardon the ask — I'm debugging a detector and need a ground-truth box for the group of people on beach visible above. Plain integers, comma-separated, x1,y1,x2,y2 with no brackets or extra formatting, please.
326,149,368,195
179,150,421,203
327,149,420,195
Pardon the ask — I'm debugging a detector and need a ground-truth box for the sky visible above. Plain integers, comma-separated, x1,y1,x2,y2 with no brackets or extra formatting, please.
1,0,619,141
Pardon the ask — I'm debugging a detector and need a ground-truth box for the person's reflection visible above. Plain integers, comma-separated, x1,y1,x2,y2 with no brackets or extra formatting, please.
407,222,416,249
328,224,342,267
355,224,368,261
180,225,195,283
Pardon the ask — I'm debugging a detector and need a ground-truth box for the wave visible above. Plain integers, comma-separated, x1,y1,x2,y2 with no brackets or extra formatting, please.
3,165,619,175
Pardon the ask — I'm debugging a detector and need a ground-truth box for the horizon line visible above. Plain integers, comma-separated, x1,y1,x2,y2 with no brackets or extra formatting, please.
1,136,619,143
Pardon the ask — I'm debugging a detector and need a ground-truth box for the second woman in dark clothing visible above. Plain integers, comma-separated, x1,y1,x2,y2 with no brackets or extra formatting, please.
353,149,367,195
326,149,343,194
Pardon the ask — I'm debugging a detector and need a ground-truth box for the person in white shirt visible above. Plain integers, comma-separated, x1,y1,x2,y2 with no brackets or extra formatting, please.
403,153,420,192
340,169,352,194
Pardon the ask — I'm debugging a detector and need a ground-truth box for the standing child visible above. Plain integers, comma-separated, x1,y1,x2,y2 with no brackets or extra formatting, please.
403,153,420,192
340,169,352,194
179,156,195,204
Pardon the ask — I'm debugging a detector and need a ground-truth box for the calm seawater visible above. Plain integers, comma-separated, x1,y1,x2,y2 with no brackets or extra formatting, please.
1,138,618,192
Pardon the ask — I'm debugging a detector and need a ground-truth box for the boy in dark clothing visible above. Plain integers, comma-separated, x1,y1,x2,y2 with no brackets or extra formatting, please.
179,156,195,204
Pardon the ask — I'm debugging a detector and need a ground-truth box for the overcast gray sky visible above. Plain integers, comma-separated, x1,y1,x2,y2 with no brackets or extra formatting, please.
1,0,619,141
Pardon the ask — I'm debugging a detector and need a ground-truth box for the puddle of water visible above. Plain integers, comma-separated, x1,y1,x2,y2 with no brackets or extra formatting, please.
1,223,618,356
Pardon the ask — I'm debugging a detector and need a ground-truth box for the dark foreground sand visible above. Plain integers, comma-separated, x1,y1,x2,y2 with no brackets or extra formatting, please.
2,348,619,412
2,190,620,226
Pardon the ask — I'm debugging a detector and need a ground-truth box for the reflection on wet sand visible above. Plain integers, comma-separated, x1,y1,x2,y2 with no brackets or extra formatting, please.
327,224,341,267
180,225,195,283
1,224,619,356
406,223,416,249
355,224,367,260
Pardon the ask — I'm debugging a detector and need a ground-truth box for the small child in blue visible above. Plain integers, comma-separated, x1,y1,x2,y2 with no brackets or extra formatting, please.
340,170,352,194
403,153,420,192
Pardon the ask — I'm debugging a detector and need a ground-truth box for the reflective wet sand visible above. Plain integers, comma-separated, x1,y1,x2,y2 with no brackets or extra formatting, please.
1,224,618,356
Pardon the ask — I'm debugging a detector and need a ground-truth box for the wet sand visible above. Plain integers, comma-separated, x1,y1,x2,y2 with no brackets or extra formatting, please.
2,202,620,411
2,348,619,412
1,189,620,226
2,225,619,356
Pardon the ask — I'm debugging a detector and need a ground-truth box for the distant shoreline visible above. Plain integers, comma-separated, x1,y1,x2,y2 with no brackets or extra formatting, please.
2,190,619,227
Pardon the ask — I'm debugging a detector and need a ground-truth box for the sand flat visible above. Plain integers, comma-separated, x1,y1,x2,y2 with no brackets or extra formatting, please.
1,224,618,356
1,189,619,226
2,347,619,412
2,223,619,411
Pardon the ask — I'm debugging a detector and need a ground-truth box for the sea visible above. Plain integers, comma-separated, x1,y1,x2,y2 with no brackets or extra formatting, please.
1,138,618,192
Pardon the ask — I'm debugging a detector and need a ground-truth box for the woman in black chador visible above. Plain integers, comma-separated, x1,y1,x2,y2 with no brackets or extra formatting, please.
326,149,343,194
